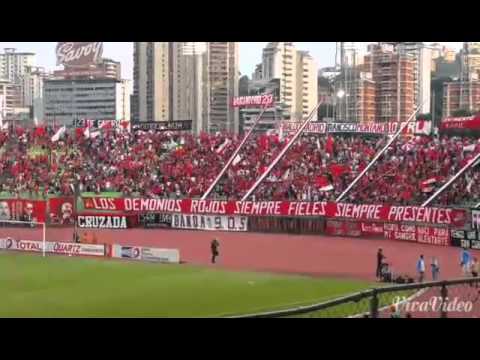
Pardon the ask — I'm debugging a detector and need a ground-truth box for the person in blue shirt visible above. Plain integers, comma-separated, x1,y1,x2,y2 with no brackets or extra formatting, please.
417,255,425,283
461,248,472,277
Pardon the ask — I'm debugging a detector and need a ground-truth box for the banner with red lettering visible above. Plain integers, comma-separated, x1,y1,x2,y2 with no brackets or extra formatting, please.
440,116,480,130
0,199,46,223
383,223,450,246
48,197,75,225
82,198,467,227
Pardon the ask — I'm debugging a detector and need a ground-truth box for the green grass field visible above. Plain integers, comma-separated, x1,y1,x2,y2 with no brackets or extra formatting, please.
0,252,373,318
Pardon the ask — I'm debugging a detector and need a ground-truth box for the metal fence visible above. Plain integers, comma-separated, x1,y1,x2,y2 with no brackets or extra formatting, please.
232,278,480,318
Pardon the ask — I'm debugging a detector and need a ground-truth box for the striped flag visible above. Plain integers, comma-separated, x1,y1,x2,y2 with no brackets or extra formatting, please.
319,184,334,192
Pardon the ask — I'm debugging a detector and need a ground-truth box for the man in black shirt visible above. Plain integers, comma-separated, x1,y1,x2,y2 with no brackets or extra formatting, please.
211,238,220,264
376,248,386,281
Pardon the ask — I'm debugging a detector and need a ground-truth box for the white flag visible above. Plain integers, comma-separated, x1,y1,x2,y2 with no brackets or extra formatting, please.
51,126,66,142
84,127,90,139
463,144,476,152
282,168,290,181
216,139,231,154
232,154,242,166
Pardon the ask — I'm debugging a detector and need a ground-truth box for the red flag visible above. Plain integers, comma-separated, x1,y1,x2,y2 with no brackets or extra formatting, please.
315,176,330,188
326,136,335,155
330,164,350,178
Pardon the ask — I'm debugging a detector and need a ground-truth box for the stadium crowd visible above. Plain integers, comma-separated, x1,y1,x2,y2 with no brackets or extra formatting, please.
0,125,479,206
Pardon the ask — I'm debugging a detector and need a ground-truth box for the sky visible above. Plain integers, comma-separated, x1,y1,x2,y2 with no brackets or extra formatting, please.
0,42,464,80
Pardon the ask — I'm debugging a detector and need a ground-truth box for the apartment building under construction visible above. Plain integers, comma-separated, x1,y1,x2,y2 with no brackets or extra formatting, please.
365,44,415,122
343,71,376,122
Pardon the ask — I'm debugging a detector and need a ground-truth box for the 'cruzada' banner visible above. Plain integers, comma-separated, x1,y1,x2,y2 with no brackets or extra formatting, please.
82,198,467,227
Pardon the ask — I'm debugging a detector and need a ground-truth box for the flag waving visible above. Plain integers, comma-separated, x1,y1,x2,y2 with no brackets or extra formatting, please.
51,126,66,142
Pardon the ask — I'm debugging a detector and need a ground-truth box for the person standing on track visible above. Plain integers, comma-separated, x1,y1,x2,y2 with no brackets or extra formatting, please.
460,248,472,277
416,255,425,283
211,238,220,264
431,257,440,281
376,248,386,281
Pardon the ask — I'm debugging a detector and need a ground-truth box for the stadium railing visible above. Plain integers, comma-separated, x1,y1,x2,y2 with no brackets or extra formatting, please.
230,278,480,318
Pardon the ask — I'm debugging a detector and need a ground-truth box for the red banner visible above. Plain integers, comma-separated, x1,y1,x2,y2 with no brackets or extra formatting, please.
82,198,467,227
360,222,385,236
325,220,362,237
383,223,450,246
0,199,46,223
440,116,480,130
48,197,75,225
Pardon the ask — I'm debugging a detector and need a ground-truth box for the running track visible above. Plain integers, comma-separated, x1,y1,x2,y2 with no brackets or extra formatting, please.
3,227,478,282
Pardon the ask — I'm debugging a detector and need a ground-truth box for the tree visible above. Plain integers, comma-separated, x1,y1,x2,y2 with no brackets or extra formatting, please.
452,109,473,117
416,113,432,121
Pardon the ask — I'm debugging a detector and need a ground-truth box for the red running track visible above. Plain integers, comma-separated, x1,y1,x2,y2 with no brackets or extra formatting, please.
3,227,477,282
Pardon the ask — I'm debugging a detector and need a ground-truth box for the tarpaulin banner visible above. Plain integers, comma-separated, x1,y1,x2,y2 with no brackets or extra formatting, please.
280,121,432,136
139,213,172,229
440,116,480,130
82,198,467,227
0,238,105,257
360,222,385,236
171,214,248,232
48,197,75,225
111,245,180,264
131,120,192,132
384,224,450,246
0,199,46,223
325,220,362,237
76,213,139,229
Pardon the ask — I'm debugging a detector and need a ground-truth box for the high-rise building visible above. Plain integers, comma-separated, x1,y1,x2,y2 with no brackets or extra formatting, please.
365,44,415,122
21,66,51,124
0,79,23,123
172,42,208,134
261,42,317,121
443,81,480,117
133,42,239,133
397,43,432,114
207,42,239,133
343,72,376,122
43,78,131,126
133,42,170,122
0,48,36,84
296,51,318,121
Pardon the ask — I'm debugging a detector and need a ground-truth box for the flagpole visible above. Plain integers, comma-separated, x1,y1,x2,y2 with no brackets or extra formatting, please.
336,99,427,203
422,151,480,207
201,104,269,200
241,101,323,202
